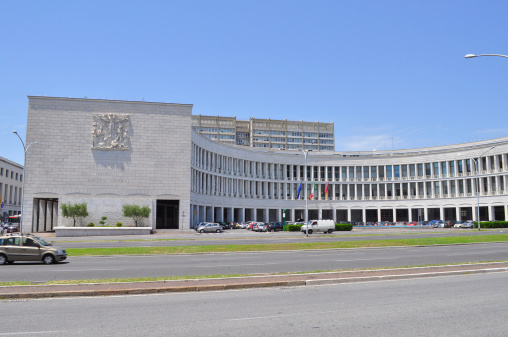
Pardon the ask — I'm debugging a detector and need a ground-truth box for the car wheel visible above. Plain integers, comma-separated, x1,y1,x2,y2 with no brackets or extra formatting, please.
200,229,205,233
327,229,333,234
0,254,7,265
216,229,221,233
43,254,55,265
308,229,313,234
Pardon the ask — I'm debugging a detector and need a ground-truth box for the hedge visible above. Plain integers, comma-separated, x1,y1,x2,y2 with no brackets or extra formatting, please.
478,221,508,228
335,223,353,231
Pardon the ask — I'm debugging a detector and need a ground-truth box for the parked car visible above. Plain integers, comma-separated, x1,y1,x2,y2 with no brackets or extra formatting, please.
300,219,335,234
198,223,223,233
7,224,19,233
220,222,232,230
461,221,475,228
247,222,256,230
266,222,284,232
407,221,418,226
432,221,445,228
428,220,443,227
453,221,465,228
418,221,428,226
195,222,208,231
254,222,267,232
0,234,67,265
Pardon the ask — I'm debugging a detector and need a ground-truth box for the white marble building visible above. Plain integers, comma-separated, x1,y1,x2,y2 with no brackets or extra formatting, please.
0,156,24,222
23,96,508,232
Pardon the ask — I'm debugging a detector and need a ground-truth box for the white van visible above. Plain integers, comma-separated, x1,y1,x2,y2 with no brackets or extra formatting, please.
300,219,335,234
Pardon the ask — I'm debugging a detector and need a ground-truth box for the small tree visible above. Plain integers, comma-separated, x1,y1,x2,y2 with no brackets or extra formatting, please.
122,204,151,227
61,202,89,227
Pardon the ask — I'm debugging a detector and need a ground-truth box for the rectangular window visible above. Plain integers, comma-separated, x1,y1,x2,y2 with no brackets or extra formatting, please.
433,163,439,176
334,167,340,179
349,167,354,179
393,165,400,178
386,166,392,178
371,166,377,179
425,163,431,176
449,161,455,175
356,167,362,179
409,164,415,177
378,166,384,178
401,165,407,178
363,166,369,179
441,162,447,176
342,167,347,180
418,164,423,177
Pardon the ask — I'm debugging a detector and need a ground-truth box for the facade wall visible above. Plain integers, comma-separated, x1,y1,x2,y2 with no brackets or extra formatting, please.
22,96,508,232
23,97,192,231
190,131,508,226
0,156,24,221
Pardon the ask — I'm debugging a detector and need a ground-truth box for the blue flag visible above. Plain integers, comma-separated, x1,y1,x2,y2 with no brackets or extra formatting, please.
296,182,303,199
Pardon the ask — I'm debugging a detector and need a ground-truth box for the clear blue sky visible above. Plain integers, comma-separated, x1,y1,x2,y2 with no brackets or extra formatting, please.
1,0,508,165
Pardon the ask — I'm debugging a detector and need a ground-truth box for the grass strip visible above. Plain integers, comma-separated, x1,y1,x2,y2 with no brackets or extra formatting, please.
65,234,508,256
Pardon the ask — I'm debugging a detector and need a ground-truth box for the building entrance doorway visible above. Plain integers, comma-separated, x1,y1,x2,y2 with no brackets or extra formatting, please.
156,200,179,229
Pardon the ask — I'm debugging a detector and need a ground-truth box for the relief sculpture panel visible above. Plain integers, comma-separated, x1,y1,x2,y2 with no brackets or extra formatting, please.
91,113,130,150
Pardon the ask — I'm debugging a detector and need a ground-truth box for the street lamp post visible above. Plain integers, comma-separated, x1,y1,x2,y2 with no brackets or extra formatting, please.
299,148,311,237
471,146,496,231
464,54,506,229
13,131,38,234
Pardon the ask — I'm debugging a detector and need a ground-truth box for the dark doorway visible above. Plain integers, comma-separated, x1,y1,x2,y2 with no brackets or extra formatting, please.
156,200,179,229
494,206,505,221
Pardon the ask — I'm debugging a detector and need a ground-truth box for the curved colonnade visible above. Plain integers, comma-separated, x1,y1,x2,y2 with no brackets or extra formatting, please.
190,130,508,226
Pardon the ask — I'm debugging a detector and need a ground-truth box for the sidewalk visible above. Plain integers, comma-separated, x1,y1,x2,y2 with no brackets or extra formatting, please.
2,262,507,299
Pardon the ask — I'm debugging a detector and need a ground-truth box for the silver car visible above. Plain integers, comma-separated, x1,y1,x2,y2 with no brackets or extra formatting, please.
198,223,223,233
461,221,475,228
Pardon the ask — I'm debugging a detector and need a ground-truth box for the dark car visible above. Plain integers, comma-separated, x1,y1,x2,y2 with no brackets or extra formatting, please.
266,222,284,232
220,222,232,229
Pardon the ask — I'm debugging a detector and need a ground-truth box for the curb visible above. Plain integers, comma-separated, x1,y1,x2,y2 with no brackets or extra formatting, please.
2,263,507,300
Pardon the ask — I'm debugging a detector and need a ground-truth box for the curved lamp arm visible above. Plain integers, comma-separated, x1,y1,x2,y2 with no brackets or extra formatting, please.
465,54,508,59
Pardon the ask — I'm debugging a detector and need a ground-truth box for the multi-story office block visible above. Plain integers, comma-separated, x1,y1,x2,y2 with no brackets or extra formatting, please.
0,156,23,221
192,115,335,151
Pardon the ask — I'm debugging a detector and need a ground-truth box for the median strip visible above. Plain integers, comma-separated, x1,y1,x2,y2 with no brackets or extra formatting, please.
65,234,508,256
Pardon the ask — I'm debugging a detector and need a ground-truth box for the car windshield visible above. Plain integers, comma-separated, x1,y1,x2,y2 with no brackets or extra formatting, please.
32,237,51,246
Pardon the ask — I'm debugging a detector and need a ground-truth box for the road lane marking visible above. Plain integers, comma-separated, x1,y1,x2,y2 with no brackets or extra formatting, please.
195,262,280,268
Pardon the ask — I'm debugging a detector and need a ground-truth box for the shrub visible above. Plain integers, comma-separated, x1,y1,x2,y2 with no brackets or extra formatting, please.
87,222,95,227
286,224,303,232
116,222,123,227
478,221,508,228
122,204,151,227
61,202,89,227
335,223,353,231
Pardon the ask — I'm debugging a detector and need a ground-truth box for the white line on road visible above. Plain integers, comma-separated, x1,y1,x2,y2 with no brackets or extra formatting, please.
0,331,67,336
195,262,280,268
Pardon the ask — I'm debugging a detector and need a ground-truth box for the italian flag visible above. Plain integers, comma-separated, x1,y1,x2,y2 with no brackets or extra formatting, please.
324,181,329,197
309,182,316,200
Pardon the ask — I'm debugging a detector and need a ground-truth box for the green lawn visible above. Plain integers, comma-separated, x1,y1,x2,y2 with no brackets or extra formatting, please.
66,234,508,256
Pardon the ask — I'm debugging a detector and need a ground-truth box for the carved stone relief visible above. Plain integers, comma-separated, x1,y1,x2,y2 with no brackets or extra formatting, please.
91,114,130,150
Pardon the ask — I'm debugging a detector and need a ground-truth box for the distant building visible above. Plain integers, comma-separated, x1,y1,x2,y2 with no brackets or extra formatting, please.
0,156,23,221
191,115,335,151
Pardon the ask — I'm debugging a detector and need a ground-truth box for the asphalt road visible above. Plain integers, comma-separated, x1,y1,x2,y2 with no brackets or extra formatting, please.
44,228,508,248
2,241,508,282
2,272,507,336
